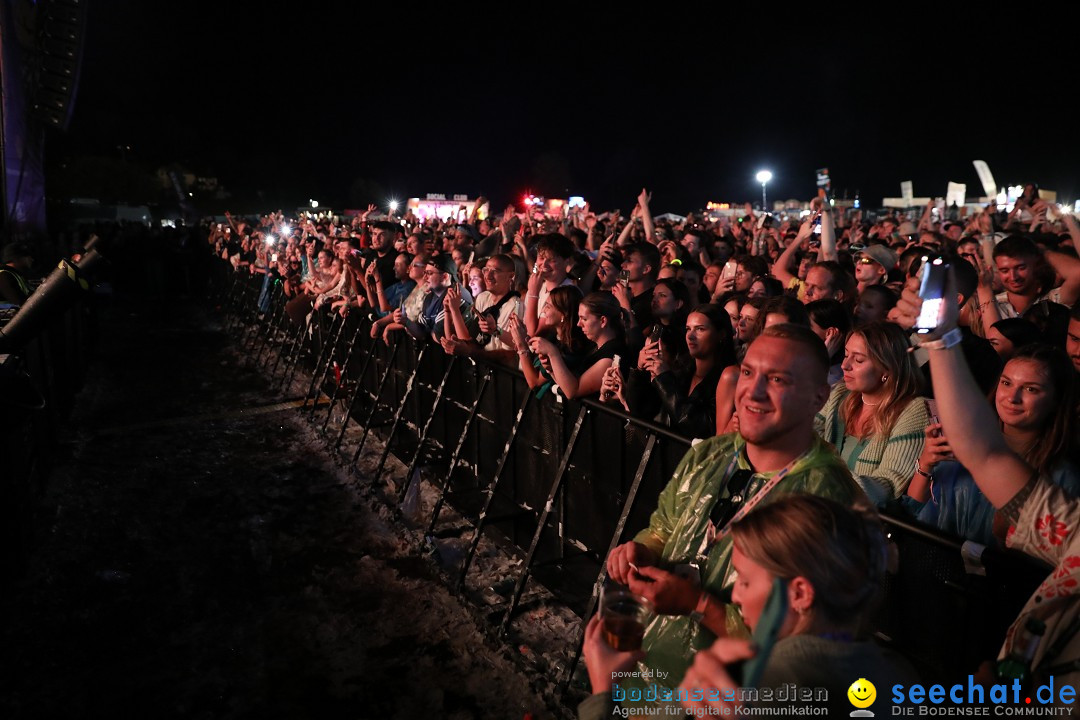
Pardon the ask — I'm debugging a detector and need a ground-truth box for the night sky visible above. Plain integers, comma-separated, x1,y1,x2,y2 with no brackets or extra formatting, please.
57,5,1079,214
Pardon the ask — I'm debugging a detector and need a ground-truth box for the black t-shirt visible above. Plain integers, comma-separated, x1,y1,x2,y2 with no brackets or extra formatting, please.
630,286,655,330
364,249,400,288
583,338,628,374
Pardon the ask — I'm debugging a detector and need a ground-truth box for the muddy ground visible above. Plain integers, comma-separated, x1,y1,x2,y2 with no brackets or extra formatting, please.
0,294,585,719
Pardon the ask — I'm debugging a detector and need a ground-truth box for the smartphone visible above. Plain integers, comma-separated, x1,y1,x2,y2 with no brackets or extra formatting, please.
720,261,737,283
618,269,630,287
612,354,621,370
811,214,822,235
739,577,788,688
915,256,949,334
926,399,941,438
271,253,278,262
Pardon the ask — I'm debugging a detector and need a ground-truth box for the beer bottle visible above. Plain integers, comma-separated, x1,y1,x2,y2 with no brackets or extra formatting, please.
996,617,1047,690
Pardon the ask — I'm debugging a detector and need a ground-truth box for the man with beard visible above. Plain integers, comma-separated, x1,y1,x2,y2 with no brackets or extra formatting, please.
364,223,400,288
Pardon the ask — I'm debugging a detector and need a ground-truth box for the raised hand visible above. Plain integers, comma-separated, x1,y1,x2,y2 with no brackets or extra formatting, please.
658,240,678,265
611,281,632,311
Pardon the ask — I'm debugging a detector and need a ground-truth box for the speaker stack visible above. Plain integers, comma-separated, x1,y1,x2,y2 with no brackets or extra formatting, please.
31,0,87,131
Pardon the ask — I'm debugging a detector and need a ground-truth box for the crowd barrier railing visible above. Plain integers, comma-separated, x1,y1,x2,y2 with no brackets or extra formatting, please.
0,283,94,579
218,269,1051,688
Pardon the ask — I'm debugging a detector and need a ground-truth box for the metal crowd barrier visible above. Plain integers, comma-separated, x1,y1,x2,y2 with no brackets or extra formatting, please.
217,269,1049,688
0,285,94,578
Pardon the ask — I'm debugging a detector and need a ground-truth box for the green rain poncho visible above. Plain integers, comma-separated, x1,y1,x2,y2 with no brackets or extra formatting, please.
628,432,863,693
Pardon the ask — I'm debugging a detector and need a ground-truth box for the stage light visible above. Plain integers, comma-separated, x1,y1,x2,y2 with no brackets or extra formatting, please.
755,170,773,209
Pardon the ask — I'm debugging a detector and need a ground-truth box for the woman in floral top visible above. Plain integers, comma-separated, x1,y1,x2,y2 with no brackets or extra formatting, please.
893,270,1080,696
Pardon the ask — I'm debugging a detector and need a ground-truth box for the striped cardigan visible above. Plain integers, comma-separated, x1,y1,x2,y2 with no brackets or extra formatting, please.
815,383,929,506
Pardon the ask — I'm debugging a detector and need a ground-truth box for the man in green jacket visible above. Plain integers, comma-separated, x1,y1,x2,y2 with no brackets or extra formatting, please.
602,323,864,698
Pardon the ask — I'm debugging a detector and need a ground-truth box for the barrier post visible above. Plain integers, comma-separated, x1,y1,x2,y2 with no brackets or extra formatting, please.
332,326,384,451
349,338,404,464
274,319,307,389
299,312,341,412
371,343,435,484
255,290,291,369
244,281,278,353
457,389,532,591
562,432,657,695
306,311,349,419
268,300,306,380
498,405,589,636
320,322,367,436
425,368,490,535
393,355,459,503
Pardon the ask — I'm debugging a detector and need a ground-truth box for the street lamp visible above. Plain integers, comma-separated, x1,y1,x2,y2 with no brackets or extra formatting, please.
755,170,773,211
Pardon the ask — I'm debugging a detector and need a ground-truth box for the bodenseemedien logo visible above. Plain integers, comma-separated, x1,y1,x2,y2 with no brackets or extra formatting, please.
849,678,877,717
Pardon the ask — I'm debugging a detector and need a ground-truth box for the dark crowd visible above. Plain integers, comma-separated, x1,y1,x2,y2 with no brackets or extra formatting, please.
8,184,1079,715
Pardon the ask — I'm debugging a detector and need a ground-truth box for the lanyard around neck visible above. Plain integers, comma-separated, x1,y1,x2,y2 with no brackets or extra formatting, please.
695,446,809,563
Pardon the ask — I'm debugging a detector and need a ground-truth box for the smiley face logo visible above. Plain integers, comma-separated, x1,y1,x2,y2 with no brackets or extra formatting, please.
848,678,877,709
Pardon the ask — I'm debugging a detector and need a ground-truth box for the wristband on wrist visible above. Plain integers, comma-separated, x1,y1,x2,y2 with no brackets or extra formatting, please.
915,460,932,479
915,327,962,350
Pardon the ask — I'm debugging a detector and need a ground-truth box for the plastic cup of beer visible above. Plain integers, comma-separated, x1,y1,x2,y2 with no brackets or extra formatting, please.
600,589,654,652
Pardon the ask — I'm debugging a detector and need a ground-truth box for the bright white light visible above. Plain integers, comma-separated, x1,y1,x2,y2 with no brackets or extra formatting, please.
281,224,290,235
756,170,773,184
389,200,399,212
310,199,319,208
265,235,276,245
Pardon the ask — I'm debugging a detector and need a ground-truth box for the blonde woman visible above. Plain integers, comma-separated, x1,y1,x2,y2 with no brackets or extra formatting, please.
816,321,928,505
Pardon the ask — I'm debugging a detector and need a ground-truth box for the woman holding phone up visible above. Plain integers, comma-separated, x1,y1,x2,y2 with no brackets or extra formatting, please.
890,269,1080,700
904,344,1080,546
